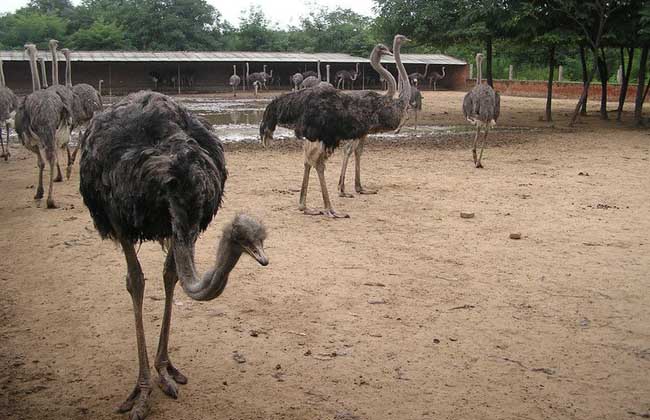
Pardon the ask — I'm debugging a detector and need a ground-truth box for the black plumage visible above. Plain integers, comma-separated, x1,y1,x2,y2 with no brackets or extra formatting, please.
79,91,226,243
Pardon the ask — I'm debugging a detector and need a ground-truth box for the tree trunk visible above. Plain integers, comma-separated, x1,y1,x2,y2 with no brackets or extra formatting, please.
570,50,599,126
579,46,589,115
597,47,608,120
545,45,555,122
634,45,648,126
616,47,634,121
486,36,494,88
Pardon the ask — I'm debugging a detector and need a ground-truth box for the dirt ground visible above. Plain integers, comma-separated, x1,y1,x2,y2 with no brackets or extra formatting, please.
1,91,649,420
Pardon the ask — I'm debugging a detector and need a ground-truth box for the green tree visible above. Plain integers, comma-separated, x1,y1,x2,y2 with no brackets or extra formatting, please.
68,20,131,50
0,11,68,49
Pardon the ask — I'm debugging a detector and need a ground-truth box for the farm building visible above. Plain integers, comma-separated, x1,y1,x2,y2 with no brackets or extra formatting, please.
0,50,467,95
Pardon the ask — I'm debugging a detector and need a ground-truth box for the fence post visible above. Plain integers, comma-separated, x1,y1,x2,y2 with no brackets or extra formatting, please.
326,64,330,84
508,64,514,80
616,65,623,84
469,63,473,80
558,65,564,82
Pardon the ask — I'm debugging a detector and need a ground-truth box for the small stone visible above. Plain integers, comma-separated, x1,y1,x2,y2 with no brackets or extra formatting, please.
433,338,440,344
509,233,522,240
368,298,387,305
304,350,312,356
460,212,475,219
232,351,246,364
249,330,259,337
275,364,282,370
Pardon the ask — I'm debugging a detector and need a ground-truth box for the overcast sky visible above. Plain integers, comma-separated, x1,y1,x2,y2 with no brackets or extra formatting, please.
0,0,377,28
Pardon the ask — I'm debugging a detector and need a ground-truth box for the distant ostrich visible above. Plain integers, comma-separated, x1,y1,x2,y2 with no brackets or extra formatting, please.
78,91,268,420
98,79,104,97
291,72,303,91
247,65,268,91
260,65,273,89
462,53,500,168
408,63,429,87
61,48,103,178
260,35,411,217
409,84,423,132
335,63,360,90
38,56,49,88
253,80,261,98
300,60,322,89
429,66,446,90
149,72,161,90
229,65,241,97
14,44,71,208
0,56,18,160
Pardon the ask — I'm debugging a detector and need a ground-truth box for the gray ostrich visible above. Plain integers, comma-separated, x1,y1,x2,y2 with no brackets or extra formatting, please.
408,63,429,87
335,63,360,90
291,72,303,91
247,66,269,90
0,56,18,160
98,79,104,97
429,66,446,90
259,35,412,218
261,65,273,89
79,91,268,420
38,56,49,88
229,65,241,97
462,53,500,168
300,60,322,89
14,43,71,208
61,48,103,178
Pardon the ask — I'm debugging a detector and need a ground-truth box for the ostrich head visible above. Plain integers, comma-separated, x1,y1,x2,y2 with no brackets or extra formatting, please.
223,214,268,266
25,43,37,56
61,48,71,59
394,34,411,46
49,39,59,49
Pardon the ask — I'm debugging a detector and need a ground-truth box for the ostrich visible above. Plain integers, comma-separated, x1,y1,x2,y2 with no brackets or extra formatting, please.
335,63,360,90
247,66,268,91
253,80,261,98
14,43,71,208
408,63,429,87
98,80,104,97
259,35,411,217
462,53,500,168
38,56,49,88
0,56,18,161
260,65,273,89
291,72,303,91
149,72,161,91
61,48,103,178
300,60,322,89
409,85,423,132
429,66,446,90
229,65,241,97
78,91,268,420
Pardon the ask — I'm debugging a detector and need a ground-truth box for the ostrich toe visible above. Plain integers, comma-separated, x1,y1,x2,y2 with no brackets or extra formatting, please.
356,187,377,195
116,384,151,419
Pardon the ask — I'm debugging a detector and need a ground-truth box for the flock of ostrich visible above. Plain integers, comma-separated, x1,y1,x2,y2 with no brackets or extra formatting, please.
0,34,499,420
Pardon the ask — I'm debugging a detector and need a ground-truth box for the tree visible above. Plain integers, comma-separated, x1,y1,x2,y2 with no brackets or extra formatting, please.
0,11,68,49
299,8,375,56
68,20,131,50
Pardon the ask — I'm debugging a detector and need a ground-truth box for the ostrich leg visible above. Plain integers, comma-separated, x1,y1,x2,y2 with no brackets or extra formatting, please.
154,251,188,399
6,124,10,159
44,148,58,208
117,240,152,420
315,161,348,218
471,126,481,167
476,127,489,169
0,126,4,159
299,162,321,215
34,152,45,199
354,136,376,195
338,141,356,198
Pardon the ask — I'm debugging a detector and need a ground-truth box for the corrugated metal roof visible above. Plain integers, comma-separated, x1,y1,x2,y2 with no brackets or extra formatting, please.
0,50,466,65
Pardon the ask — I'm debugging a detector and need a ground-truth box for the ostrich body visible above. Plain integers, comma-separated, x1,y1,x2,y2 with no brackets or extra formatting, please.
247,65,270,90
291,72,303,91
335,63,360,90
462,53,500,168
229,65,241,97
79,91,268,420
259,36,411,217
0,56,18,160
300,61,322,89
61,48,103,178
14,44,71,208
408,63,429,87
429,66,446,90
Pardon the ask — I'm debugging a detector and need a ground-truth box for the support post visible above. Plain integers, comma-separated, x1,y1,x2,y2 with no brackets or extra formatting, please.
469,63,473,81
508,64,514,80
108,63,112,98
326,65,330,84
558,65,564,82
177,63,181,95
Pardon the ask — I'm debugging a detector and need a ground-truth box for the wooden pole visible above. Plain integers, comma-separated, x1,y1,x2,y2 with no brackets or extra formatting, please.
177,63,181,95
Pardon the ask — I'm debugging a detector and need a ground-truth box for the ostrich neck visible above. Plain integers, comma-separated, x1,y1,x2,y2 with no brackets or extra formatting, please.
50,44,59,85
317,62,321,79
172,234,242,302
424,63,429,78
0,58,5,87
39,59,48,88
233,65,236,75
64,54,72,87
369,49,396,97
28,52,41,92
477,57,482,84
393,39,411,109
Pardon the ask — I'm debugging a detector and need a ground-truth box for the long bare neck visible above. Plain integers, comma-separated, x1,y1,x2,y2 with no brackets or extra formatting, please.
50,44,59,85
64,54,72,87
39,58,48,88
477,56,482,84
441,67,445,77
246,63,249,78
424,63,430,77
369,48,396,97
172,233,242,301
28,51,41,92
394,38,411,108
0,58,5,87
233,65,236,76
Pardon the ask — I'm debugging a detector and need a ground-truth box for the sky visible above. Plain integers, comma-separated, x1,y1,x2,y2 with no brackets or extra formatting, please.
0,0,377,28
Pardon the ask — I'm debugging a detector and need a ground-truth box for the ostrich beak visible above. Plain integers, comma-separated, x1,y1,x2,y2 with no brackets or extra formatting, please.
244,244,269,266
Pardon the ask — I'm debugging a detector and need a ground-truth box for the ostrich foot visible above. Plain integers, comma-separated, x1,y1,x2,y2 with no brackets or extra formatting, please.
116,384,151,420
54,174,63,183
46,198,57,209
34,188,44,200
321,209,350,219
356,187,377,195
156,363,188,399
475,162,484,169
339,191,355,198
65,165,73,180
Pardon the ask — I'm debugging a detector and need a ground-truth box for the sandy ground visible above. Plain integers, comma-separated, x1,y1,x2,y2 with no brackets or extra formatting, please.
1,91,649,420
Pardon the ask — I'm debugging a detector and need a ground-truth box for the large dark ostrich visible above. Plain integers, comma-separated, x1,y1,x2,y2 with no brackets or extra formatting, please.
462,53,500,168
0,56,18,160
14,44,71,208
79,91,268,420
61,48,103,178
259,35,411,218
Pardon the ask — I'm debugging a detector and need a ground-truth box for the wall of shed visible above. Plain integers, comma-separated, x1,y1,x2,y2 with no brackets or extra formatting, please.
3,60,468,95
